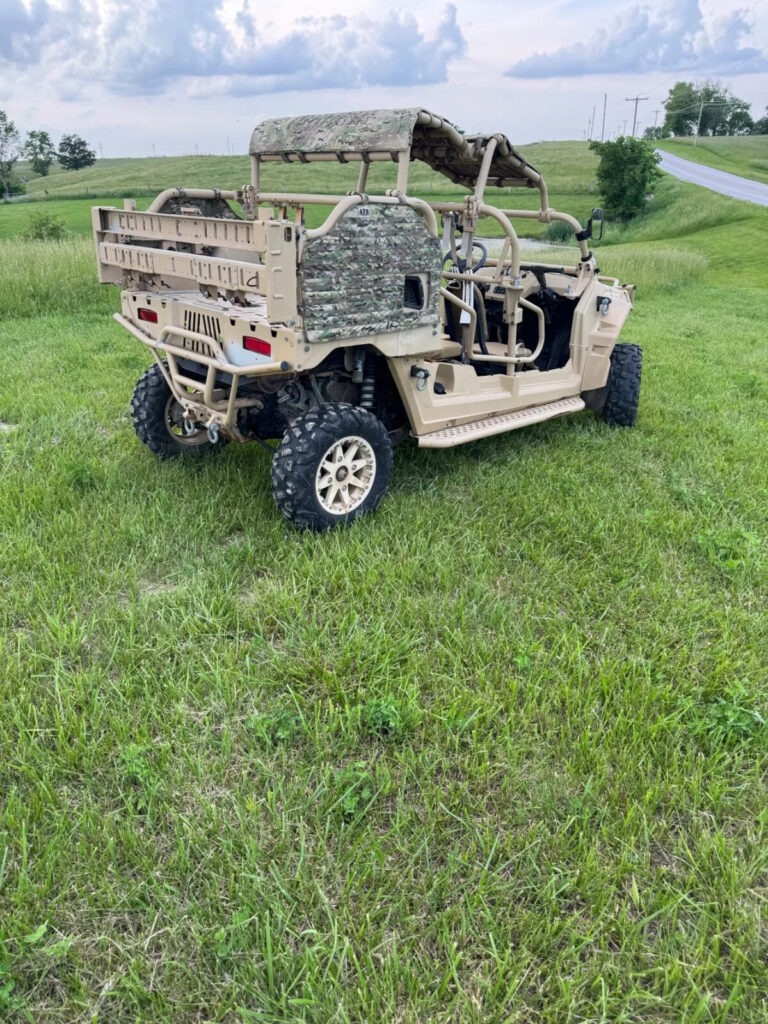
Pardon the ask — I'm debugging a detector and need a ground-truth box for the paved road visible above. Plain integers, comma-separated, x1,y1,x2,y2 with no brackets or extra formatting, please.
656,149,768,206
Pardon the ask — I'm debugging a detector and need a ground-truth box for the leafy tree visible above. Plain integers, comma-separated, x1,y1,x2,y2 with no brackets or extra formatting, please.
0,110,22,199
663,80,754,137
698,81,752,136
643,126,663,141
662,81,698,136
58,133,96,171
753,108,768,135
23,129,57,176
589,137,661,220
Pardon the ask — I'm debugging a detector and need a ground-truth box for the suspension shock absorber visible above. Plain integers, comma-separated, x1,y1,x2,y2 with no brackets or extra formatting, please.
360,354,376,411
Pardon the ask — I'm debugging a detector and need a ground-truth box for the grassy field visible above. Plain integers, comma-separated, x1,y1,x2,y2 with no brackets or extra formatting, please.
656,136,768,185
1,164,768,1022
4,143,600,244
17,142,599,200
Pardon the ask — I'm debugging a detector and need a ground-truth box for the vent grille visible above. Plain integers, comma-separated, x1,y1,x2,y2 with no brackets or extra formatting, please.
182,309,221,358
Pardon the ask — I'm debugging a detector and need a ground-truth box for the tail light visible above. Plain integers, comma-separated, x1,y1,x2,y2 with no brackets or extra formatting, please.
243,336,271,356
138,308,158,323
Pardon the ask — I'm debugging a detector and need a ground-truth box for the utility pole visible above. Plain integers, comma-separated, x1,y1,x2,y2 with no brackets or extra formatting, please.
694,100,705,147
590,104,596,141
601,93,607,141
625,95,648,136
622,119,628,135
653,109,660,128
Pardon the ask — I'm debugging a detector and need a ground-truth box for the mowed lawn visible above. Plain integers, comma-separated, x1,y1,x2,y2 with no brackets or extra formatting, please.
1,172,767,1022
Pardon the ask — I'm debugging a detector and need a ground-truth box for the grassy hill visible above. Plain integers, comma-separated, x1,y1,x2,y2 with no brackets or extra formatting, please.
656,135,768,184
16,140,599,198
3,142,602,243
1,154,768,1021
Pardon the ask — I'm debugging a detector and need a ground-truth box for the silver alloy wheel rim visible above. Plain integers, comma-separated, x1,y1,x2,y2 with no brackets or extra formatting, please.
164,396,209,446
315,435,377,515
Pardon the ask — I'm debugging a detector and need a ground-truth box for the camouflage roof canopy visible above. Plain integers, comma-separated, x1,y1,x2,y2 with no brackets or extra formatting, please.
249,108,542,190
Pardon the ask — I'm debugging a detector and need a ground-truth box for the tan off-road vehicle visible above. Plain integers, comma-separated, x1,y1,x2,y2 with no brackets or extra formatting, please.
93,108,641,531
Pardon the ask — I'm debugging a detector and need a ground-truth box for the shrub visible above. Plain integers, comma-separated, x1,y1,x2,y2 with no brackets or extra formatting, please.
23,211,67,241
589,137,661,220
546,219,573,244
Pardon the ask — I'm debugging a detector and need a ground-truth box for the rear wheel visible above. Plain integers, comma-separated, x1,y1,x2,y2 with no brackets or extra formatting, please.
130,363,226,459
271,403,393,531
602,343,642,427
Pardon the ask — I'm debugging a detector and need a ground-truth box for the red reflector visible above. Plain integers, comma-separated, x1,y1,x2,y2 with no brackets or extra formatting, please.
138,308,158,323
243,336,271,356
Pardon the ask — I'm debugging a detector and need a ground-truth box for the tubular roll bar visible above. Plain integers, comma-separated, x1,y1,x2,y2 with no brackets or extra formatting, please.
304,193,438,239
146,187,241,213
440,288,477,361
440,288,545,367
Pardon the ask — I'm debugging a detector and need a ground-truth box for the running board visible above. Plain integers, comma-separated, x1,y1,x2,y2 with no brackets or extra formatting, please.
417,396,586,448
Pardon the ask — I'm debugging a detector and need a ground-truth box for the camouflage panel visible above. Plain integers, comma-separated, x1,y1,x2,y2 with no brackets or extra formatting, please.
249,106,542,189
249,108,420,157
300,204,441,344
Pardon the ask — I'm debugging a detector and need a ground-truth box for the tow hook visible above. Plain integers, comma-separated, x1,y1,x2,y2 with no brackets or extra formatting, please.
182,417,198,436
597,296,612,316
207,422,221,444
410,366,431,391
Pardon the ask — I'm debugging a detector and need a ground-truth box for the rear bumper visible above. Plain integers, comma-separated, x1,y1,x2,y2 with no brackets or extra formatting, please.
115,313,292,437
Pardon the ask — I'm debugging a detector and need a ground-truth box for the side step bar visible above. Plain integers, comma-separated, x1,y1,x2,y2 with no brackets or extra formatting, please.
417,396,585,449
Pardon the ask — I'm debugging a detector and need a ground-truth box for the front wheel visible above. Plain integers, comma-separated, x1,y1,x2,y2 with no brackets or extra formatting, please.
271,403,393,531
602,343,642,427
130,363,227,459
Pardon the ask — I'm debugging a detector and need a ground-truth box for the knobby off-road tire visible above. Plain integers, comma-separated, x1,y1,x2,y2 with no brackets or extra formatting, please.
602,343,642,428
130,363,227,459
271,403,393,532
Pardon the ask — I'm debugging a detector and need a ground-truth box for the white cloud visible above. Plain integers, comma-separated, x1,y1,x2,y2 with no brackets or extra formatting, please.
1,0,766,153
0,0,466,96
505,0,768,77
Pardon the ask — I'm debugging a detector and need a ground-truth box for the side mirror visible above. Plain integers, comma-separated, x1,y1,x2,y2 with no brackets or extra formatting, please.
588,207,604,242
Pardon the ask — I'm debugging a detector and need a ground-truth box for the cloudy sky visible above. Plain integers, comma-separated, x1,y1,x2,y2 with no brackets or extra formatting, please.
1,0,766,156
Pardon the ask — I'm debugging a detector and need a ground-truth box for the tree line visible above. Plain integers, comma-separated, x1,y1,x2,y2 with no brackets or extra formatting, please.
643,80,768,140
0,110,96,199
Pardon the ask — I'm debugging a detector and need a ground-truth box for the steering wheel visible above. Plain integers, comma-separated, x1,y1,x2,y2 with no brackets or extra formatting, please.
443,240,488,274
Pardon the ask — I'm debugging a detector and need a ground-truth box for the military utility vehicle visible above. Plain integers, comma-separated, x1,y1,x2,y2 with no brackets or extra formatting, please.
93,108,641,531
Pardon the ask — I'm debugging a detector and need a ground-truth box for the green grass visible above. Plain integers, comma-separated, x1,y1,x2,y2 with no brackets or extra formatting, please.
5,142,600,251
2,143,601,244
2,168,768,1022
656,136,768,185
0,197,138,241
16,142,599,200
